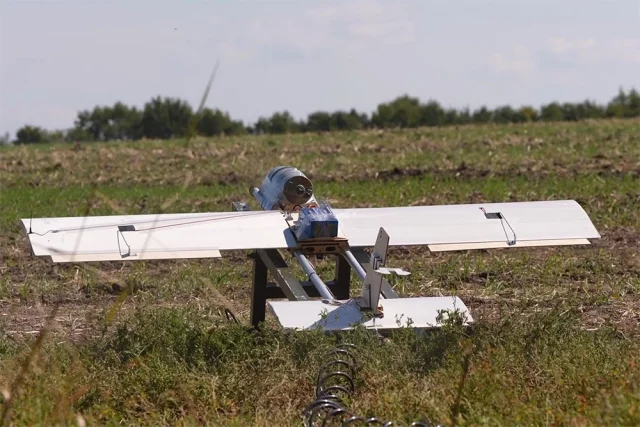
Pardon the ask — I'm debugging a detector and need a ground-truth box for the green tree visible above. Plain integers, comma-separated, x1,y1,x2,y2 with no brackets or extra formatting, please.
7,87,640,142
560,103,580,121
371,103,393,128
472,106,492,123
331,110,365,130
493,105,518,124
625,88,640,117
110,102,143,140
350,108,370,128
198,108,245,136
372,95,422,128
74,102,142,141
140,96,193,139
420,101,445,126
576,100,605,119
518,106,539,122
15,125,48,144
452,107,471,125
255,111,299,134
606,88,628,118
306,111,332,132
540,102,564,121
66,126,93,142
47,130,66,142
390,95,422,128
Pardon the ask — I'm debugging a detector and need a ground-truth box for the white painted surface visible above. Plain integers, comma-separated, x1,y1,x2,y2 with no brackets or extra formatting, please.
333,200,600,248
21,210,290,262
361,227,390,309
267,296,473,331
20,199,600,262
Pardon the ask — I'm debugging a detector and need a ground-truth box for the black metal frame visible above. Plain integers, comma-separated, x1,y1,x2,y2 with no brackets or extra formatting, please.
232,201,399,327
249,249,353,326
248,247,401,327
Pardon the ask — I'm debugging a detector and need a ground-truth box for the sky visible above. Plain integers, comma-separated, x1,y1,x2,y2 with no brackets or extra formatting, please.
1,0,639,137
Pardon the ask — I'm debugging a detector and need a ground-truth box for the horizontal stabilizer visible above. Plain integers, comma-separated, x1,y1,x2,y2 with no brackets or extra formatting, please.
267,296,473,332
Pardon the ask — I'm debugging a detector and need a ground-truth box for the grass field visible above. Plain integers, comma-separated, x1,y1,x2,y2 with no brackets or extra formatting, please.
1,119,639,425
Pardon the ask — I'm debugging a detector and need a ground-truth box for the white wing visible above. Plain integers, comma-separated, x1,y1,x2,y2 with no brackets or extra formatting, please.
333,199,600,250
20,199,599,263
20,210,295,262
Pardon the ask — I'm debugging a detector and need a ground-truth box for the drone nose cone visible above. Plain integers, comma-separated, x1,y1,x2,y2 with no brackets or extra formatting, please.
284,176,314,206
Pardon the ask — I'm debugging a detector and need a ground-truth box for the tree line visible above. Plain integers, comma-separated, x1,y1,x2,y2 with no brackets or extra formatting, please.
5,87,640,145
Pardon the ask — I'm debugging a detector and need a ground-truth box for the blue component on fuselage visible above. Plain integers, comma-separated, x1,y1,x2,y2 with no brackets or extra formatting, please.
294,204,339,240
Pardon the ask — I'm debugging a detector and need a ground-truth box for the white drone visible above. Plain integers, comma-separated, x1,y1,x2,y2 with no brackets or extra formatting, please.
21,166,601,332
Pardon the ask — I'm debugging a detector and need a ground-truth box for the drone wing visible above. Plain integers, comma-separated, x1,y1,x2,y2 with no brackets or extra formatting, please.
20,199,599,263
20,210,296,263
332,199,600,250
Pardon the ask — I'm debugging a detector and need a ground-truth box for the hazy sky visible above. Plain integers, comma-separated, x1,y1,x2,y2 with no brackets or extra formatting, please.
1,0,639,136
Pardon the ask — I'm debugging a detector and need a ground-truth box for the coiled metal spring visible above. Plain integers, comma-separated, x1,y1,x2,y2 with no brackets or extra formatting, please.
302,343,441,427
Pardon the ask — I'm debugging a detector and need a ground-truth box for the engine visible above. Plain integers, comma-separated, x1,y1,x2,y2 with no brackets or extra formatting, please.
251,166,318,211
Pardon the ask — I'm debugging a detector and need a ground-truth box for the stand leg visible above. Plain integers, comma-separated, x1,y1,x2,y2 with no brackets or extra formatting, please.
334,254,351,300
250,251,268,327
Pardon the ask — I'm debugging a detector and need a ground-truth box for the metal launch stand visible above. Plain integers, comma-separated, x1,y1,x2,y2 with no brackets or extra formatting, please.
232,202,472,332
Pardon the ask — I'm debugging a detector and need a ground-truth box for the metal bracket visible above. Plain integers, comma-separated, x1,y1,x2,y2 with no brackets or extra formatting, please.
232,201,250,212
116,225,136,258
480,207,517,246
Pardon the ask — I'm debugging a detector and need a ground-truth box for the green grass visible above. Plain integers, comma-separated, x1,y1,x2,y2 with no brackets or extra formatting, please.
1,119,639,425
